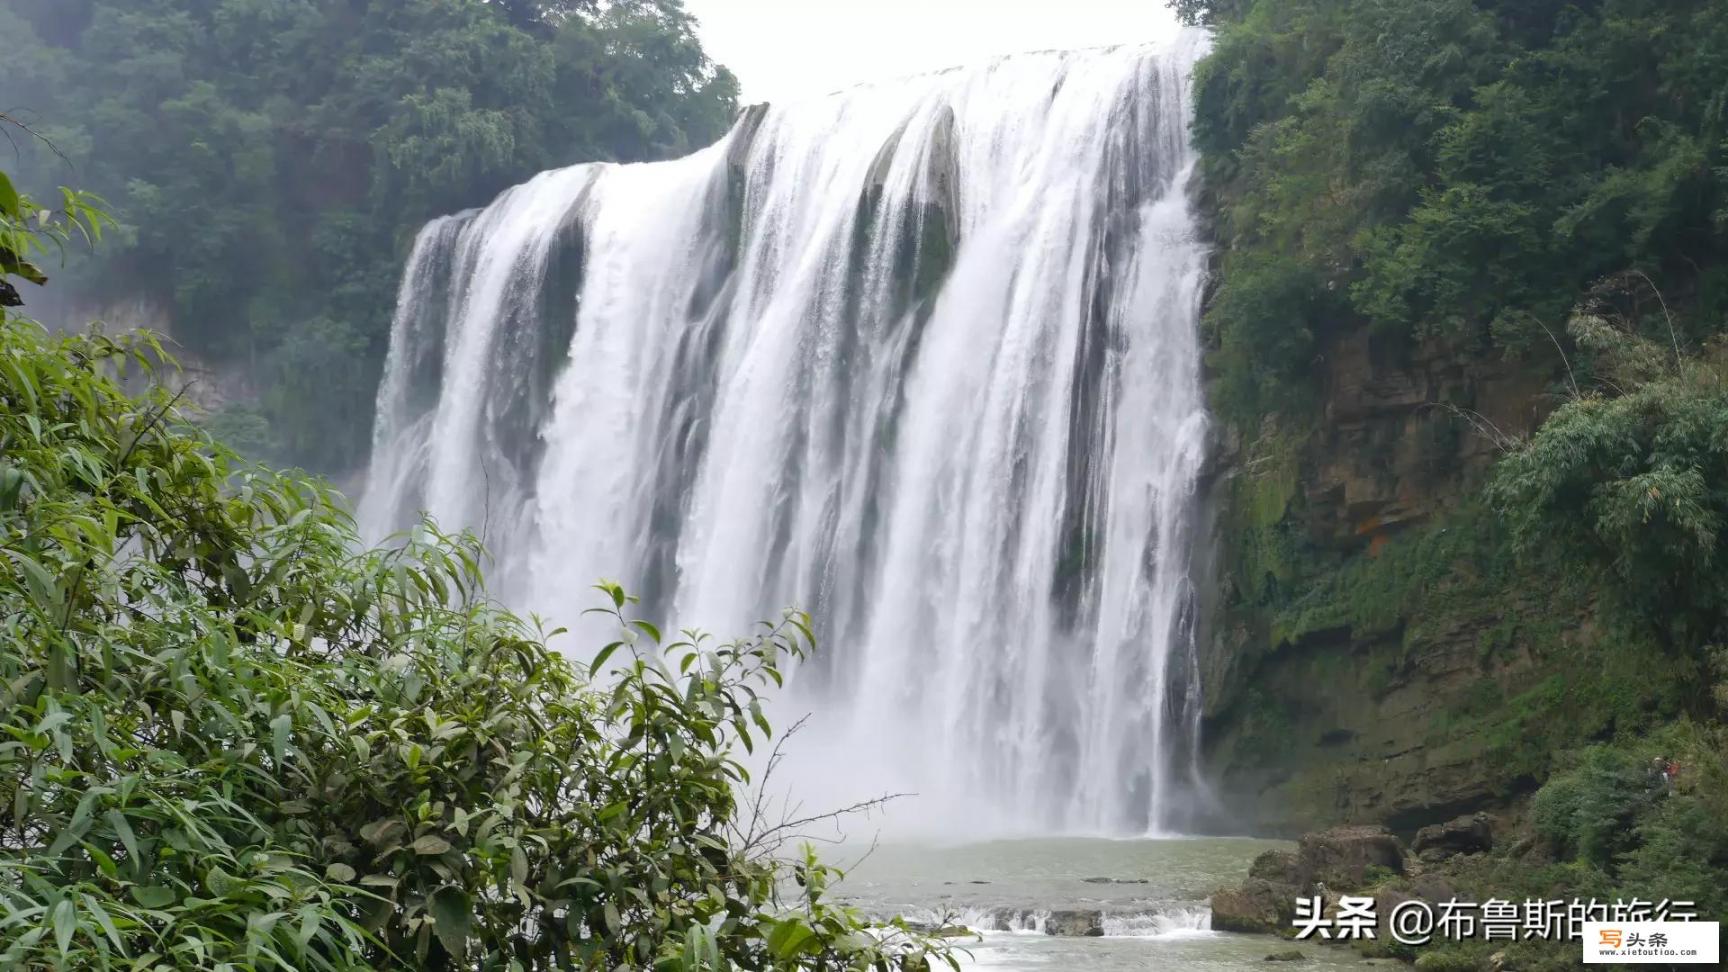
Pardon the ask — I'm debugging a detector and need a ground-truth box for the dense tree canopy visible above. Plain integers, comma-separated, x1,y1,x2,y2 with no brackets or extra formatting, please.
1,0,739,471
1185,0,1728,710
1180,0,1728,425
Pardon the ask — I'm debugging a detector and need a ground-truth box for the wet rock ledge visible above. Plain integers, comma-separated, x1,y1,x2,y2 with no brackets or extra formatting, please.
1210,817,1500,941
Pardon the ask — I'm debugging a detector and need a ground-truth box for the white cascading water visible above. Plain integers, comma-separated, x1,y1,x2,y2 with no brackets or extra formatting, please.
361,32,1212,836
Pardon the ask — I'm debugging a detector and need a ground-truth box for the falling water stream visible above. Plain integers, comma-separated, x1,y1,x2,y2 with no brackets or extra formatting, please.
363,32,1215,852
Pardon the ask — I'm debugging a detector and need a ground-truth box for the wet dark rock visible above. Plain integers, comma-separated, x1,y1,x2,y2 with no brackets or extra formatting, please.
904,921,979,939
1412,812,1493,863
1264,950,1308,962
1081,876,1149,884
1044,909,1105,937
1249,850,1303,886
1409,873,1461,904
1211,878,1296,934
1296,825,1406,889
1372,888,1420,939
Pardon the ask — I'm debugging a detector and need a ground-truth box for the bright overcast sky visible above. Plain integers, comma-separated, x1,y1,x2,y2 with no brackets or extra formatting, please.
682,0,1186,105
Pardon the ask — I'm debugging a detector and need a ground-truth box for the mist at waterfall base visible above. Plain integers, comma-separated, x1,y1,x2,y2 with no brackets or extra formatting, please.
360,32,1217,841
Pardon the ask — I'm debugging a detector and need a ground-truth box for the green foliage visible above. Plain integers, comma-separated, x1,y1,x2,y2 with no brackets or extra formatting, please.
0,157,107,309
198,404,278,458
1182,0,1728,429
1366,727,1728,970
1489,339,1728,662
1530,746,1656,868
3,0,739,471
0,173,946,971
1528,725,1728,919
1203,256,1327,421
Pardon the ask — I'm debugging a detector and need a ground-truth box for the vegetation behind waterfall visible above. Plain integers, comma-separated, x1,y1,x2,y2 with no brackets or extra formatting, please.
1,0,739,471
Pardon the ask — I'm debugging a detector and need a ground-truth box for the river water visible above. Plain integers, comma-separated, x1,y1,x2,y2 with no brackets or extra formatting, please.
829,838,1382,970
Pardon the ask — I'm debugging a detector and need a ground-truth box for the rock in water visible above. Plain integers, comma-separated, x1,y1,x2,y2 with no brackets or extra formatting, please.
1296,825,1406,889
1249,849,1303,886
1211,879,1296,934
1045,910,1105,937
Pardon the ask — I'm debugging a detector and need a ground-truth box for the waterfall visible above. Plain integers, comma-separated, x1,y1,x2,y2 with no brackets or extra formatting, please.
360,32,1212,835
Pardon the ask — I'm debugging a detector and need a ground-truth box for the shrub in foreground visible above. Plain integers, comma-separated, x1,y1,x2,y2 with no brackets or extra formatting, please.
0,173,946,970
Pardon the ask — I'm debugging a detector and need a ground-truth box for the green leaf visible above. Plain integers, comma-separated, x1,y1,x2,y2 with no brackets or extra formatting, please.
510,845,529,889
360,818,405,846
409,834,451,855
105,810,140,866
603,901,622,934
428,886,472,960
296,905,323,949
48,790,99,856
51,897,75,958
0,248,47,285
766,917,817,958
591,641,624,676
270,712,292,765
0,171,19,219
80,893,125,953
206,865,237,897
325,862,357,882
10,552,58,610
130,886,175,909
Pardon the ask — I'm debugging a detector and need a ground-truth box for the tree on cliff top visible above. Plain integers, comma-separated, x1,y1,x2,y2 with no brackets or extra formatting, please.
1177,0,1728,429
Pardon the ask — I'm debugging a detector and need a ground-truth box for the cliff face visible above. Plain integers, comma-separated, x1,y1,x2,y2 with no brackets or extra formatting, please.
1195,326,1671,836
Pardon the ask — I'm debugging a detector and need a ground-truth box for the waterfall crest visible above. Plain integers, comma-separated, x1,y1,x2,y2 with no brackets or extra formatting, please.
362,32,1212,835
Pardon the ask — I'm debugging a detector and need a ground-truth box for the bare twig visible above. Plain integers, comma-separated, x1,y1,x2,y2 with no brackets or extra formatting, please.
0,110,74,172
1420,401,1519,454
1628,269,1683,375
732,712,914,859
751,791,915,851
1529,313,1580,400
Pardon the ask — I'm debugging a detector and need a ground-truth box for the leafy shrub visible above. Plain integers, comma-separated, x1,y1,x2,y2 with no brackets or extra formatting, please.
1488,351,1728,663
1525,726,1728,921
0,171,946,970
1528,746,1654,868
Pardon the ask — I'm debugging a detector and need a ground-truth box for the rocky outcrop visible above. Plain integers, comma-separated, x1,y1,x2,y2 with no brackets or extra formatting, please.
1412,812,1494,863
1248,849,1302,885
1197,324,1573,835
1213,826,1410,938
1211,879,1296,934
1296,825,1405,888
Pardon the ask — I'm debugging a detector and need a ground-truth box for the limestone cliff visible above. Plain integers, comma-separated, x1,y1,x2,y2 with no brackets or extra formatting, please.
1195,326,1683,835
